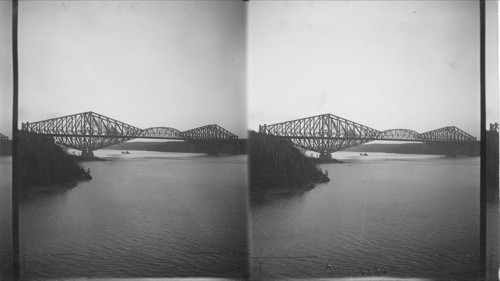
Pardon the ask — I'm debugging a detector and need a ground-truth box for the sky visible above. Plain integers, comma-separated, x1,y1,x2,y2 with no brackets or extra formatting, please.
248,1,496,139
0,1,498,139
0,1,13,138
16,1,247,138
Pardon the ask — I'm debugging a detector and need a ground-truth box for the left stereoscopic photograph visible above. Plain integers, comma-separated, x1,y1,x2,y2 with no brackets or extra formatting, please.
7,1,248,279
0,1,13,280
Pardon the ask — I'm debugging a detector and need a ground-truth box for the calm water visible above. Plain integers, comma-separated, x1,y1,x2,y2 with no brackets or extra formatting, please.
250,152,480,280
20,150,248,279
0,156,12,280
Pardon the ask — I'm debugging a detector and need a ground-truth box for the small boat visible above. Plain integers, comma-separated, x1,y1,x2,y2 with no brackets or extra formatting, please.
360,152,368,156
121,150,130,154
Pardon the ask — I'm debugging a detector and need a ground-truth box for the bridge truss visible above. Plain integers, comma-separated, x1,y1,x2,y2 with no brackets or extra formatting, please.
0,133,8,141
22,111,238,156
182,124,239,154
259,113,477,157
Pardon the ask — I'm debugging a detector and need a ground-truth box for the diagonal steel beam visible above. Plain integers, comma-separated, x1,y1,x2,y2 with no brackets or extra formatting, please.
21,112,240,155
259,114,477,155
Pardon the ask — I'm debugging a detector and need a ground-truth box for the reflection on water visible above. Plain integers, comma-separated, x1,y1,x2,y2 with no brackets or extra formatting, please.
20,150,248,279
0,156,12,280
251,152,480,280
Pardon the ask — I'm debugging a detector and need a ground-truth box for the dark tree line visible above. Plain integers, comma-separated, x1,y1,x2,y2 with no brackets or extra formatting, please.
249,131,329,201
19,132,91,189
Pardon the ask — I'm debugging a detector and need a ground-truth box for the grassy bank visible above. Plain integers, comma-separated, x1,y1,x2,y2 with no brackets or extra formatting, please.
19,131,91,190
249,131,329,201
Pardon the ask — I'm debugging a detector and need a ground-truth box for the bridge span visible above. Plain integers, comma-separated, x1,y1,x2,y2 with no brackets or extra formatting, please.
259,113,477,158
22,111,239,157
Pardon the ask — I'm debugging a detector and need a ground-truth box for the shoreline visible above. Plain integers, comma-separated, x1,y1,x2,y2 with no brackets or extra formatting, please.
309,157,346,164
21,171,93,196
70,155,109,162
21,181,78,195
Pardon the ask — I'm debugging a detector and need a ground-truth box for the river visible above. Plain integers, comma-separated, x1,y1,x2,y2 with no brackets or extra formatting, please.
250,151,480,280
0,156,12,280
20,150,248,279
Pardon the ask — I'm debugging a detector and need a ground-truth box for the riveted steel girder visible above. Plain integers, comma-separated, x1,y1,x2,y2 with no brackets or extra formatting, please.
418,126,477,156
23,111,143,153
418,126,476,142
140,127,183,139
259,113,380,154
22,112,239,154
182,124,238,140
260,114,477,155
181,124,239,154
376,129,421,141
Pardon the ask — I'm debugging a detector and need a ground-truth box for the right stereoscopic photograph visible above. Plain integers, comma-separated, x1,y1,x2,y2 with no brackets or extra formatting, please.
247,1,497,280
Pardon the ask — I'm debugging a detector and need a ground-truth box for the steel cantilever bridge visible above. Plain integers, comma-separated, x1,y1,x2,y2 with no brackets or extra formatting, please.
22,111,238,157
259,113,477,158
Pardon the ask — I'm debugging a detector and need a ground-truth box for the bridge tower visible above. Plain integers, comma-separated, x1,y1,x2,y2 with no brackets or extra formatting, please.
319,151,333,160
259,114,380,158
181,124,239,155
259,114,477,157
22,112,143,158
81,150,94,158
22,111,240,157
418,126,478,157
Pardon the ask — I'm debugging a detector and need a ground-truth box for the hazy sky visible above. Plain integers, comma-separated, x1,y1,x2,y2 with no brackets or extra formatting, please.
0,1,498,139
17,1,247,137
486,0,499,128
248,1,493,138
0,1,12,138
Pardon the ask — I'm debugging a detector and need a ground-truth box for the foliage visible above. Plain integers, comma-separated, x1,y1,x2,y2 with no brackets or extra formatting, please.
19,131,91,188
249,131,329,200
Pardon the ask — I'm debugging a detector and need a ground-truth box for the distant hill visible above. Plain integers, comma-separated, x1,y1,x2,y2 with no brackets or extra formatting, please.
109,141,205,153
108,140,246,155
346,142,479,155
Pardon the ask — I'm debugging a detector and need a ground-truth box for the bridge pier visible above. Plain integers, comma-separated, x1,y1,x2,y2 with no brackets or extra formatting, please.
81,150,94,158
207,150,219,156
319,152,332,160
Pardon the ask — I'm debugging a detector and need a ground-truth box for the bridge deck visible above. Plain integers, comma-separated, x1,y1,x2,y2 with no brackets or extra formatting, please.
259,113,477,155
22,111,239,154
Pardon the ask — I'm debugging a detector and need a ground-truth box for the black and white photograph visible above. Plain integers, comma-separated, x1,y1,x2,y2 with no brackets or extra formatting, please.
14,1,248,279
0,0,13,279
0,0,498,280
247,1,497,280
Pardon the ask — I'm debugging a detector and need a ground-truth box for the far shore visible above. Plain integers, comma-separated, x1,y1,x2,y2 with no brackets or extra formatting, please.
309,157,346,164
